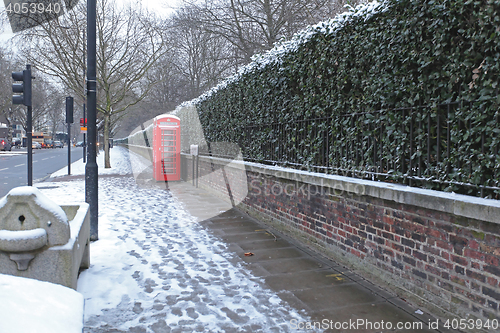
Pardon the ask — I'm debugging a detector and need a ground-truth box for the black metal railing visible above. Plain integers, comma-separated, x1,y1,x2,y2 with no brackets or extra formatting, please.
209,99,500,199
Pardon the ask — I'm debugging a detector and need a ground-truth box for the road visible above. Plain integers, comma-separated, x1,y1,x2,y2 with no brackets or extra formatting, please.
0,146,84,197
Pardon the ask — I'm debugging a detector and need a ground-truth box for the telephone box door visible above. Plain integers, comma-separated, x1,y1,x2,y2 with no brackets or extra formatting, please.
153,115,180,181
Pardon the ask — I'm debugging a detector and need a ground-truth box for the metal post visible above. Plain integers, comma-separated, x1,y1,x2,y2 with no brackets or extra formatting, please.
83,28,86,164
66,96,74,175
27,105,32,186
26,64,32,186
83,104,86,163
192,156,195,186
86,0,98,241
67,121,71,175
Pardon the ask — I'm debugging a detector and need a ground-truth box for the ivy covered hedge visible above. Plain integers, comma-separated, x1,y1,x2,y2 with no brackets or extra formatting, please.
188,0,500,197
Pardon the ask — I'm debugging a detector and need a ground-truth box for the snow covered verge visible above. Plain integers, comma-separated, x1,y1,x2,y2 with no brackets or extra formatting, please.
51,146,149,178
0,273,84,333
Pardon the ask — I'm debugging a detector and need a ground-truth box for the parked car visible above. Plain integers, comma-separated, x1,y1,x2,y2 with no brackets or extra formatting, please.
0,138,11,151
12,137,21,148
43,139,54,148
32,142,42,149
76,141,84,147
54,141,64,148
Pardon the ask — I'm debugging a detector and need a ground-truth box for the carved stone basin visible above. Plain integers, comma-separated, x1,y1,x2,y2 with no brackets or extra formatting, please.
0,186,90,289
0,228,48,252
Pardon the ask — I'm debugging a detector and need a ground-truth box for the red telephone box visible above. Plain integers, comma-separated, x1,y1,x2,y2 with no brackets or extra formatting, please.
153,114,181,181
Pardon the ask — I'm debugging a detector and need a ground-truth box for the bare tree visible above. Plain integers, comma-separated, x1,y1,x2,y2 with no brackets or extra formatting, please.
0,47,57,137
44,89,66,139
0,46,14,138
169,6,235,99
181,0,333,64
0,51,65,139
14,0,167,168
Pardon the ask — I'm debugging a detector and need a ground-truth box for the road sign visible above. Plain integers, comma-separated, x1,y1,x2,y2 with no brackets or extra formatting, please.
80,118,87,133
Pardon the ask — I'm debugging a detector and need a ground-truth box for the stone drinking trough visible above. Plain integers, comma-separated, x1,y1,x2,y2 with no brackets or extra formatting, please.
0,186,90,289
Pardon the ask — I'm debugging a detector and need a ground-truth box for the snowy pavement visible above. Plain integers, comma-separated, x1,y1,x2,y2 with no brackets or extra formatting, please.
38,147,313,332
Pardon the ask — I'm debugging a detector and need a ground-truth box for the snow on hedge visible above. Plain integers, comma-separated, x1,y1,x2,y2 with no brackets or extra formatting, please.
179,0,390,109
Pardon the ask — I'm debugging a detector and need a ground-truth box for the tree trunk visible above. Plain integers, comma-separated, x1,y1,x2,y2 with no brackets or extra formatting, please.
104,113,111,168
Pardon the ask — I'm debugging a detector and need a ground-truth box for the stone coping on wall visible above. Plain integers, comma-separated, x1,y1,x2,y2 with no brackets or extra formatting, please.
184,153,500,225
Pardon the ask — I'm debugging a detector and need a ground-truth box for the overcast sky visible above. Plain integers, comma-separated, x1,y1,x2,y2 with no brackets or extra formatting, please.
0,0,179,41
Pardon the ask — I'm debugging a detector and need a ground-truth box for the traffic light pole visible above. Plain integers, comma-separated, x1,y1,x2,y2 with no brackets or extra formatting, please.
68,121,71,175
66,97,74,176
86,0,98,241
12,64,32,186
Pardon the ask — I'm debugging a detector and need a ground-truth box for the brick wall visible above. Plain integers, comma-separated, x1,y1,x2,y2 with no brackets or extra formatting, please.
182,154,500,325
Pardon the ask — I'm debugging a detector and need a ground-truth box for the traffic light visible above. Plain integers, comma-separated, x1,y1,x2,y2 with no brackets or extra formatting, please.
12,66,32,107
66,97,74,123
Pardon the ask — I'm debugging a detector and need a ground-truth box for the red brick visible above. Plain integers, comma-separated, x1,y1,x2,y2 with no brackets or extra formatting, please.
485,254,499,266
383,248,395,257
464,248,485,261
433,221,453,233
487,277,498,287
466,269,486,283
425,264,442,276
382,215,394,225
451,255,469,266
482,233,497,246
437,259,453,270
436,240,453,251
466,292,486,305
422,245,441,256
450,275,467,286
468,239,480,250
391,242,404,253
382,231,394,241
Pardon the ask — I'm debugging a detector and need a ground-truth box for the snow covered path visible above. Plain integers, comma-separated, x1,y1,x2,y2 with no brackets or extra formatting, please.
38,148,312,332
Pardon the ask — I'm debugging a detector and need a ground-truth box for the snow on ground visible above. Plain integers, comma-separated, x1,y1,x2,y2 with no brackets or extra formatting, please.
36,147,312,332
0,151,26,156
0,273,84,333
51,147,145,178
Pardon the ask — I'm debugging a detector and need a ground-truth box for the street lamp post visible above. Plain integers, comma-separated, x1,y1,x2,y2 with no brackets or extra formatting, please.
83,29,87,163
86,0,98,241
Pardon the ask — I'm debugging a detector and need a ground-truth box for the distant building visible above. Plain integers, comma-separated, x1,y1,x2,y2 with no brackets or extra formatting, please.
0,115,9,138
12,123,25,139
